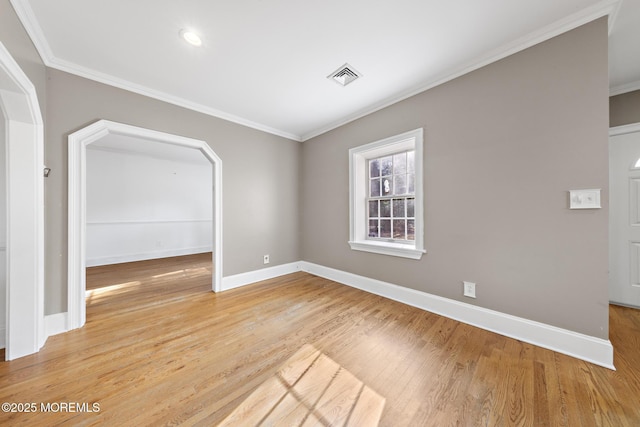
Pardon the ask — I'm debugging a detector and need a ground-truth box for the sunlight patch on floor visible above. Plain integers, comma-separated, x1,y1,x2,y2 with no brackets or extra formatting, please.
152,266,211,278
85,281,142,301
218,344,385,426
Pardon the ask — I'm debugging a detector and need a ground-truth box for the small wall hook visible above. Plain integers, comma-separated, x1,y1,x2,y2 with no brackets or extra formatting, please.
43,167,51,178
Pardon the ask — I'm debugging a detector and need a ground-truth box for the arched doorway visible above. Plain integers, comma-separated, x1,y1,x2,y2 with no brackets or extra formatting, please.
0,42,45,360
67,120,223,329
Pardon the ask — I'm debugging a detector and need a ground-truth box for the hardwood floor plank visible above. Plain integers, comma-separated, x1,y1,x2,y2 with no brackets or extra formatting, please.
1,254,639,426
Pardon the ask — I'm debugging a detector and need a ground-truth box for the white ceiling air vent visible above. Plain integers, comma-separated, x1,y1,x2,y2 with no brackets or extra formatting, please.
328,63,362,87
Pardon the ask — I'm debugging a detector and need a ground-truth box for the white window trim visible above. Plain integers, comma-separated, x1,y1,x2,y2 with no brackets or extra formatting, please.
349,128,425,259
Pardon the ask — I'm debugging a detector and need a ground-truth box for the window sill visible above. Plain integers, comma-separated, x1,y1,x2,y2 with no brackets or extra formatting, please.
348,240,425,260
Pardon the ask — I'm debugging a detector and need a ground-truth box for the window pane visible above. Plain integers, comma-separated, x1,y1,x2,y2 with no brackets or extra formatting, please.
407,173,415,194
380,219,391,238
393,152,407,174
368,200,378,218
393,219,406,239
394,174,406,195
382,178,392,196
351,129,422,255
380,200,391,217
370,178,381,197
369,159,380,177
369,220,379,238
381,156,393,176
393,199,405,217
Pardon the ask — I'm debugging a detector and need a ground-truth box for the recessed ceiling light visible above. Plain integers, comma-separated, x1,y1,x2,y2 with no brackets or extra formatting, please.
180,29,202,47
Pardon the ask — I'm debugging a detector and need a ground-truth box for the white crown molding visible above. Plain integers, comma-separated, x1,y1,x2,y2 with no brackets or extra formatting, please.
11,0,619,143
610,79,640,96
300,0,620,141
47,55,302,141
607,0,624,35
9,0,55,64
8,0,302,142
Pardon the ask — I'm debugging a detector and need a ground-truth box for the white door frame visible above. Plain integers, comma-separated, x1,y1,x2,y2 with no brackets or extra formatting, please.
610,122,640,306
0,42,45,360
68,120,223,330
610,122,640,138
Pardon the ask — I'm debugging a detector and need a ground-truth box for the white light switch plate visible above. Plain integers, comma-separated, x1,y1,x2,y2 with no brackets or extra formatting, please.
569,189,601,209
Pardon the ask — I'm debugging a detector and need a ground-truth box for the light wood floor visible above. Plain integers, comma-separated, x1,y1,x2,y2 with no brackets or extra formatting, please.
1,254,639,426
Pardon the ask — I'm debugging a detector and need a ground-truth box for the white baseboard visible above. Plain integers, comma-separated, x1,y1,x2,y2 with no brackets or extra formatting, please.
39,260,615,369
86,246,212,267
45,312,68,337
221,262,301,291
298,261,615,370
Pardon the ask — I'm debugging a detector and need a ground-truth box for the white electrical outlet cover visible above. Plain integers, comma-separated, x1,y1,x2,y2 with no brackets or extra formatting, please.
463,281,476,298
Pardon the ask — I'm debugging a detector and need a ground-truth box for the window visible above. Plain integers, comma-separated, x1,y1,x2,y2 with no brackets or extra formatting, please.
349,129,424,259
367,151,415,241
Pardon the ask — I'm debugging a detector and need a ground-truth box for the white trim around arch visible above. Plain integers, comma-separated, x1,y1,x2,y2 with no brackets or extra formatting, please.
0,42,45,360
67,120,223,330
610,122,640,137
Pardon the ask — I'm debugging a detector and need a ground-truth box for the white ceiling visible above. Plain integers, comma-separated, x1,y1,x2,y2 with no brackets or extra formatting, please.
10,0,639,142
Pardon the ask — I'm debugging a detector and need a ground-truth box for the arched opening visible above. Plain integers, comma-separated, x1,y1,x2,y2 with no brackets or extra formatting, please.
67,120,222,330
0,42,45,360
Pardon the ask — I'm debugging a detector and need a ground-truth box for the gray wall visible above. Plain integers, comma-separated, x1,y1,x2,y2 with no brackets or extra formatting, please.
45,69,301,314
2,0,301,316
85,148,213,266
1,1,611,341
610,90,640,127
301,19,610,339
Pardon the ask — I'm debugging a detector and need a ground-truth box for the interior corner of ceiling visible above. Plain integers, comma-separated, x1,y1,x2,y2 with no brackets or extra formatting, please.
9,0,56,66
606,0,624,34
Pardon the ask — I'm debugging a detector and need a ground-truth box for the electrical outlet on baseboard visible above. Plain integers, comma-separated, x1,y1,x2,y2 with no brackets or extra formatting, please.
463,281,476,298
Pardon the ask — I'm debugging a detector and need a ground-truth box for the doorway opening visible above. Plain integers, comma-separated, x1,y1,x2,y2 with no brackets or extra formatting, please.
0,42,45,360
610,122,640,309
67,120,222,330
